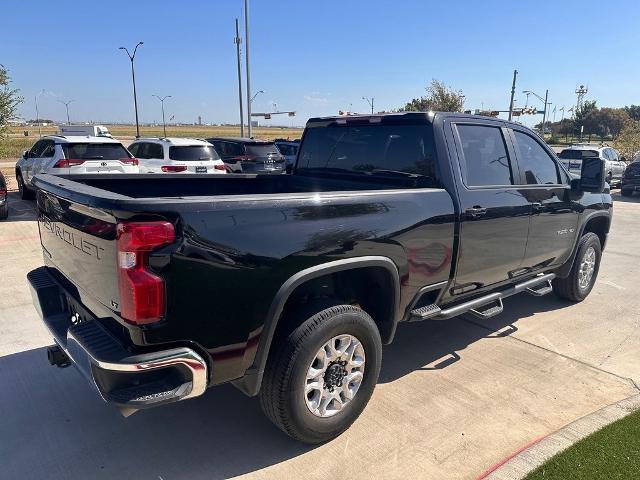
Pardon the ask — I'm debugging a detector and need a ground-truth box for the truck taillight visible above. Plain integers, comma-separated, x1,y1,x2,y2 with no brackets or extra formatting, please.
214,164,226,170
121,157,139,166
161,165,187,172
116,221,175,325
53,159,85,168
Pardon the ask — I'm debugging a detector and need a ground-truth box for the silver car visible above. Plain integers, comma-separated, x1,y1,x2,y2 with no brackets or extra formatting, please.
558,145,627,186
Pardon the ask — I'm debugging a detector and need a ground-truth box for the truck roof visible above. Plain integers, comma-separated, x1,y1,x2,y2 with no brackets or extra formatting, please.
306,111,524,128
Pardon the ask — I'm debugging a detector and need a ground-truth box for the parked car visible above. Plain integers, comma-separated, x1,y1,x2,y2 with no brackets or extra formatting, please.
274,140,300,173
29,112,610,444
207,137,286,174
127,137,226,174
558,145,626,186
621,158,640,197
15,135,139,199
59,124,112,138
0,172,7,220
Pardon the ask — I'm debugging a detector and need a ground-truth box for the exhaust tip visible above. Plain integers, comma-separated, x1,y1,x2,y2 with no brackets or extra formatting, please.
47,345,71,368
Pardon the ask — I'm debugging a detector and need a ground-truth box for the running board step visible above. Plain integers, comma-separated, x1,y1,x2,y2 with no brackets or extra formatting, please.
409,304,442,321
526,280,553,297
469,298,504,319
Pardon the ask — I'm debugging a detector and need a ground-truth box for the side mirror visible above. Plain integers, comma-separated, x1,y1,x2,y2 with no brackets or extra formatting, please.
580,156,605,192
22,150,28,159
620,156,627,162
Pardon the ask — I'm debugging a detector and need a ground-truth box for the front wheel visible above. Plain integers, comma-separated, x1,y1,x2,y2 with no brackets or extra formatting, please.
259,304,382,444
553,232,602,302
16,172,34,200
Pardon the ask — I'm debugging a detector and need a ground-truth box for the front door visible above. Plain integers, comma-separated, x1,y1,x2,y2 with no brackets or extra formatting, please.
450,122,531,295
509,129,579,269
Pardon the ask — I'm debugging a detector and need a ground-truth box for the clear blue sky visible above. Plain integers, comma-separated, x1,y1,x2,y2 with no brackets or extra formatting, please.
3,0,639,127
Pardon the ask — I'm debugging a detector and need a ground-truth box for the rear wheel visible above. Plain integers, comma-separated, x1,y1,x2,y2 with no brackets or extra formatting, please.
16,172,34,200
259,304,382,444
553,232,601,302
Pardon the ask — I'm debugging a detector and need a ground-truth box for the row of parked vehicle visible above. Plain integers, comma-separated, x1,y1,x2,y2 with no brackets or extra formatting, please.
14,125,301,200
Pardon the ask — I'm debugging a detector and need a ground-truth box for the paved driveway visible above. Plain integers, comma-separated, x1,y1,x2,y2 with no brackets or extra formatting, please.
0,191,638,479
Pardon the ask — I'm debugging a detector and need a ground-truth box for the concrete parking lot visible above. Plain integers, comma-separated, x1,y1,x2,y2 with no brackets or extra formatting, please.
0,190,639,480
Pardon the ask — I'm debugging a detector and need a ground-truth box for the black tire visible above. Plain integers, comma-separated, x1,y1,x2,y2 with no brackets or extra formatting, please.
606,172,612,185
259,304,382,444
16,172,34,200
553,232,601,302
0,204,7,220
621,189,634,197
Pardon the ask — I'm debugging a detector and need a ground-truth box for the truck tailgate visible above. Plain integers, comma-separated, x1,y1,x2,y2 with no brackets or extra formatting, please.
38,189,120,313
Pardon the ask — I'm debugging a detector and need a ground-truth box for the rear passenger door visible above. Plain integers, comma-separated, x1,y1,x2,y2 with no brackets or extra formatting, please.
450,121,531,294
510,128,579,270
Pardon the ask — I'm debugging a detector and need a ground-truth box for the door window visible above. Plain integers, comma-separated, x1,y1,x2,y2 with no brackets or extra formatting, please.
456,124,513,186
28,140,46,158
40,141,55,158
147,143,164,159
512,131,560,185
128,143,141,157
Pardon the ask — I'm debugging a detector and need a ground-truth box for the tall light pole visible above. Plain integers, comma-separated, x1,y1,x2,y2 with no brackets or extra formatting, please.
508,69,518,121
362,96,374,114
522,89,549,135
234,18,244,137
152,95,171,138
244,0,253,138
34,89,45,138
57,99,74,125
119,42,144,138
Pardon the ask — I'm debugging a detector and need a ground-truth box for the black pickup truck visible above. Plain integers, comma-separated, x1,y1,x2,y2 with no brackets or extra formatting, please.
29,112,611,443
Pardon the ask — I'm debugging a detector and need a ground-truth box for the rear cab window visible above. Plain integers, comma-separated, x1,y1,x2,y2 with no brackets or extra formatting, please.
297,123,439,187
455,124,513,187
169,145,220,161
62,143,131,160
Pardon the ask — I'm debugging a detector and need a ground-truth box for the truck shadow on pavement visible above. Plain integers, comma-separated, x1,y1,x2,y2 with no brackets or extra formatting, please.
3,192,37,222
379,293,572,383
0,294,571,480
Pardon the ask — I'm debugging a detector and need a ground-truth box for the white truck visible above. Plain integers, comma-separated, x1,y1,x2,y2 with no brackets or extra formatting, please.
59,125,112,138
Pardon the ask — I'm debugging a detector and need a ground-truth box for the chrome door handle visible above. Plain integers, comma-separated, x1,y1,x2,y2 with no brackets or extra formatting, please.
465,206,487,218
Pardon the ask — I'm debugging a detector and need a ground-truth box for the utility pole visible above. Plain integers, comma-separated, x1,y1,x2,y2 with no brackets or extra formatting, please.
541,89,549,136
508,69,518,121
244,0,253,138
152,95,171,137
234,18,244,137
119,42,144,138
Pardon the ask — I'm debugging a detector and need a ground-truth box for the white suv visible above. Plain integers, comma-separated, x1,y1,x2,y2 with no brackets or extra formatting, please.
128,138,227,174
558,145,627,186
15,135,139,199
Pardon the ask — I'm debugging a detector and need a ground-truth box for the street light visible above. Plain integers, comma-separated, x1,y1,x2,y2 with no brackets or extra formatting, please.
250,90,265,104
522,89,549,135
152,94,172,138
119,42,144,138
57,99,75,125
34,89,45,138
362,96,374,114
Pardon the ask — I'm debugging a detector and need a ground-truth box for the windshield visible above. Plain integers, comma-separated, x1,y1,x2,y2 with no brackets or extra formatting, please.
246,143,280,157
297,124,438,184
559,149,599,160
169,145,220,161
62,143,130,160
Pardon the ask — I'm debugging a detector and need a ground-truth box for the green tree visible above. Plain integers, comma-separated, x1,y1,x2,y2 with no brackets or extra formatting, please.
574,100,598,124
583,108,629,139
0,65,23,136
613,121,640,161
401,79,464,112
623,105,640,121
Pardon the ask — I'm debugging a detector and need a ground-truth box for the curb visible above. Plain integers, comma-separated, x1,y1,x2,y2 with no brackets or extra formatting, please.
478,393,640,480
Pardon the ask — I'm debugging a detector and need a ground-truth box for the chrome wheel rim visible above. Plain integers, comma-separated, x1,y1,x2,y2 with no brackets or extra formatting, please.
578,246,596,290
304,334,365,418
